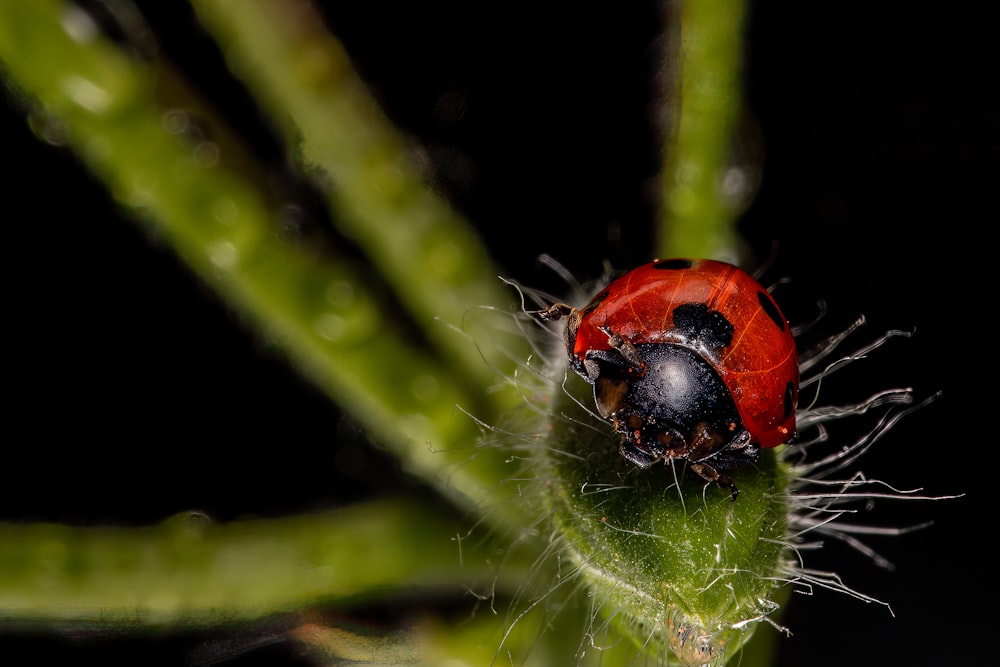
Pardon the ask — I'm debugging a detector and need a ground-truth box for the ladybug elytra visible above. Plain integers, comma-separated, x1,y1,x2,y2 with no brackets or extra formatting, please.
540,258,798,498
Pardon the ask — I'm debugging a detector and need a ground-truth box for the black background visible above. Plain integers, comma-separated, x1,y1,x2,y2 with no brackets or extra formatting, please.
2,2,991,665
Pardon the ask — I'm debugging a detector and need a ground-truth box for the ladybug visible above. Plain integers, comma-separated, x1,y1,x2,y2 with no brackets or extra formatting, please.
539,258,798,498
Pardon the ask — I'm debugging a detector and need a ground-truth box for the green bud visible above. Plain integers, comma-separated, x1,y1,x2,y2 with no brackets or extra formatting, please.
530,372,788,665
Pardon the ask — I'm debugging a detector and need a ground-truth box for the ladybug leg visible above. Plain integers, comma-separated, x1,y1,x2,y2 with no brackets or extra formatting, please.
686,421,727,461
706,430,759,473
719,476,738,500
688,461,738,500
597,326,647,377
619,440,662,468
535,303,575,321
687,422,741,500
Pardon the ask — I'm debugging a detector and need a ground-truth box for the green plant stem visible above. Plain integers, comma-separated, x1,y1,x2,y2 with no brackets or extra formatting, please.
191,0,527,405
0,0,525,528
0,499,518,626
658,0,748,262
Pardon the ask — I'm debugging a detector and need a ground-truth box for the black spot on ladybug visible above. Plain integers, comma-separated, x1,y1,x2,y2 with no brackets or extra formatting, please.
652,258,695,271
672,303,734,350
757,290,786,332
783,381,795,419
581,290,609,315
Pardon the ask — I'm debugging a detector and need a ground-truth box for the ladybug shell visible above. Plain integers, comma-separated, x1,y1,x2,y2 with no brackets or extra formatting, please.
570,258,798,448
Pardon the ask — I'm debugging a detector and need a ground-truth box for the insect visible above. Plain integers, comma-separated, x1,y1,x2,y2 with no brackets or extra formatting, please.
539,258,798,498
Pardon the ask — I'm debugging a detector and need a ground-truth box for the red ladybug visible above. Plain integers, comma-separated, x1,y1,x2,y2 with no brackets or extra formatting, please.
540,258,798,498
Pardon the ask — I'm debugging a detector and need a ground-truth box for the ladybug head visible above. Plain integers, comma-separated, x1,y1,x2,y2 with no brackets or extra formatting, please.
589,343,752,471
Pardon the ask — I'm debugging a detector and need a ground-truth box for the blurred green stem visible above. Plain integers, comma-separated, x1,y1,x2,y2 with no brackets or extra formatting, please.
0,499,523,626
191,0,527,400
658,0,747,262
0,0,526,529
